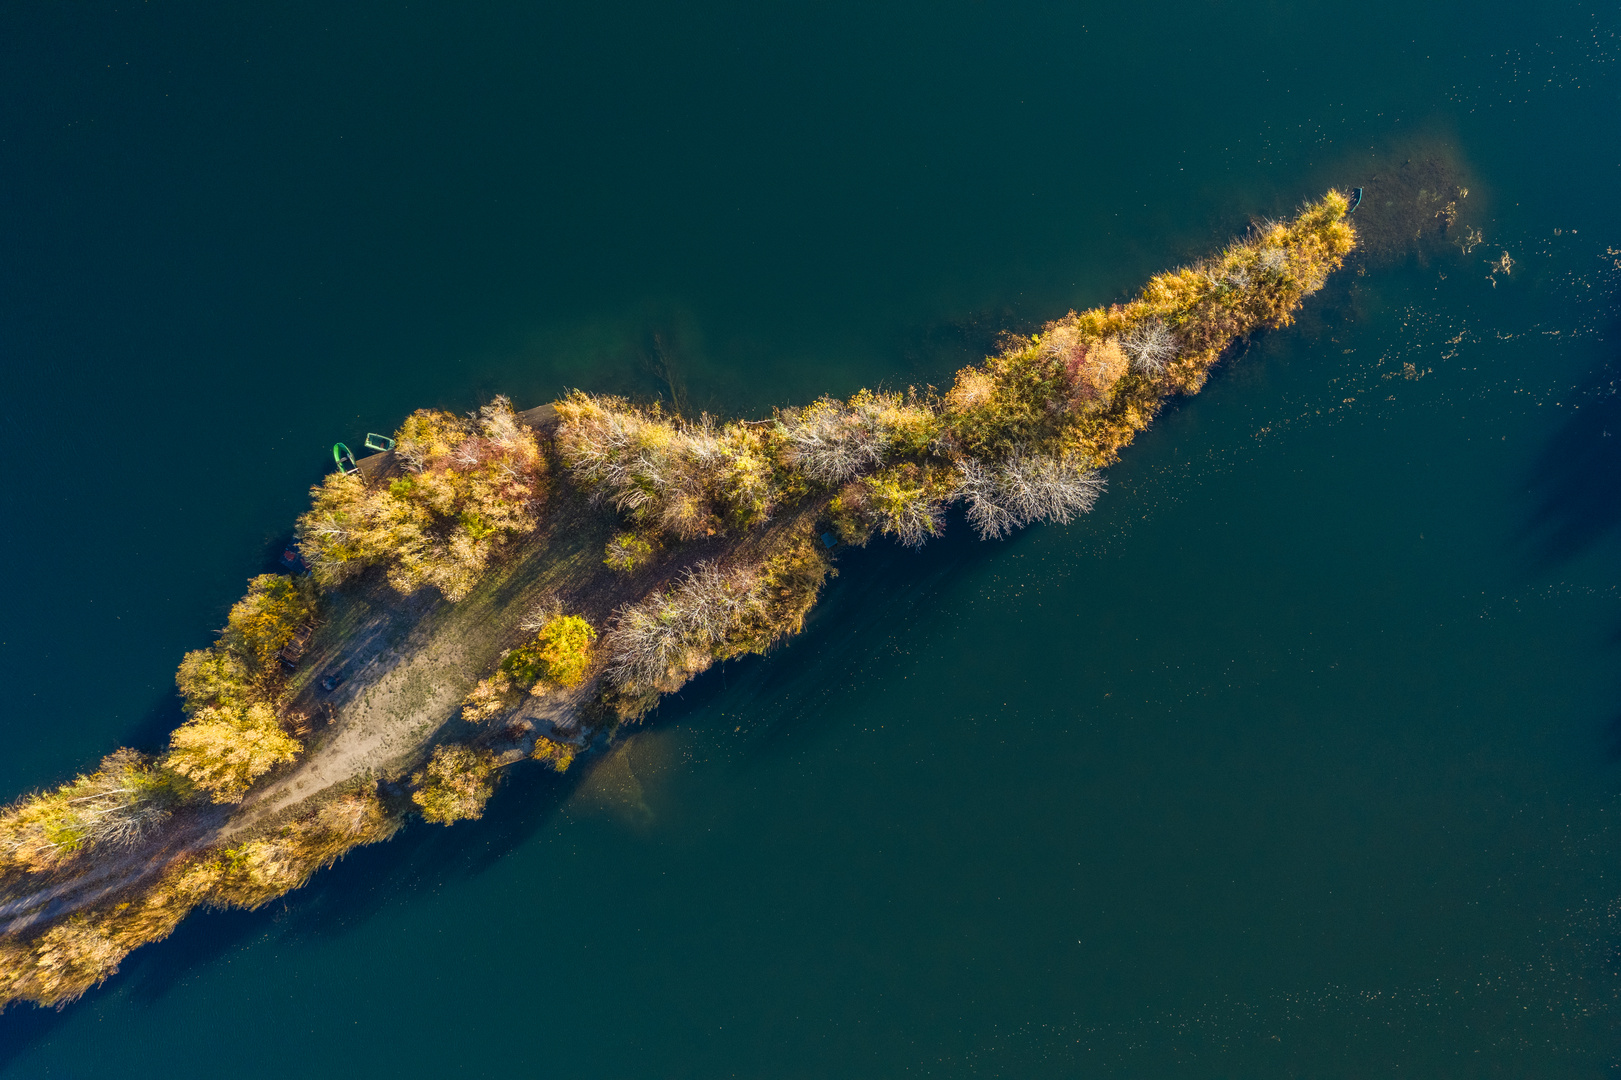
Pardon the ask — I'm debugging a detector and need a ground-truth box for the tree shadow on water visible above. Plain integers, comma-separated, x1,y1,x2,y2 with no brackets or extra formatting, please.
0,764,585,1072
0,1003,70,1075
1522,351,1621,569
640,515,1007,762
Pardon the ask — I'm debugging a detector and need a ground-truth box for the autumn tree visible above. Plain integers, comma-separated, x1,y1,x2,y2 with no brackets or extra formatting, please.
531,737,576,773
0,750,181,875
164,702,302,803
295,396,546,601
411,744,499,824
502,614,598,690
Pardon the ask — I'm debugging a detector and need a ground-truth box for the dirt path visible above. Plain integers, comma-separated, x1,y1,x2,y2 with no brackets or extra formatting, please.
0,403,802,936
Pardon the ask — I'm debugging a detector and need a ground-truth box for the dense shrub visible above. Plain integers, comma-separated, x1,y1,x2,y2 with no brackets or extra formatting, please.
831,463,959,548
604,531,656,573
502,614,597,690
776,390,939,485
531,738,576,773
602,562,765,695
555,393,783,539
175,574,316,712
460,672,521,722
199,788,397,908
411,744,499,824
296,397,546,601
602,527,832,706
0,751,180,876
0,193,1359,1010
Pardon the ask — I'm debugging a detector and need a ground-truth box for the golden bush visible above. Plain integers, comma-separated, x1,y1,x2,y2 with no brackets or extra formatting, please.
461,672,521,722
411,744,499,825
531,738,576,773
502,614,598,690
296,397,545,600
164,701,302,803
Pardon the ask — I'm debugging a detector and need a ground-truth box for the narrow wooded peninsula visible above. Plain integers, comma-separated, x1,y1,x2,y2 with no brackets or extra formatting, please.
0,194,1356,1009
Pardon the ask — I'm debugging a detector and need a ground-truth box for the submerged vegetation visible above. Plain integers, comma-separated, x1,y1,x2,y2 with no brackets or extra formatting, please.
0,192,1356,1011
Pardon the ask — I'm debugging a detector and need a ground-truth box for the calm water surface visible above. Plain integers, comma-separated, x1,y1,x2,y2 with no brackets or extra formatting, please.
3,2,1621,1076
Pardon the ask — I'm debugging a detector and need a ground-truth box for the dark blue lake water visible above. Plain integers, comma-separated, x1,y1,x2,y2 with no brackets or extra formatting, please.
3,2,1621,1075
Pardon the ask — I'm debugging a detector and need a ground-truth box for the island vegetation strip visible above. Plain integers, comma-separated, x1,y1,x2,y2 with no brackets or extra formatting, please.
0,192,1356,1010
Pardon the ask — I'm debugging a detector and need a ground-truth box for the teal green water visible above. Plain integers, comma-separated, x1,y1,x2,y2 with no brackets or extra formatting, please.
3,2,1621,1075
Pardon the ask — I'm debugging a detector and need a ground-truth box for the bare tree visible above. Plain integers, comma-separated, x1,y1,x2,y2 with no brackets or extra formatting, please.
955,453,1106,540
1120,318,1179,375
779,396,891,484
883,496,945,548
518,597,563,634
602,562,765,693
74,787,172,849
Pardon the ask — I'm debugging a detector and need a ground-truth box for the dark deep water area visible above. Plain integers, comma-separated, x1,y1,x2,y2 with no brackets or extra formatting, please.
4,2,1621,1075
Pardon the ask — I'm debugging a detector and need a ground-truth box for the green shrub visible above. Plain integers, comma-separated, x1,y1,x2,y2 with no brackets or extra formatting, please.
604,531,655,573
502,615,597,690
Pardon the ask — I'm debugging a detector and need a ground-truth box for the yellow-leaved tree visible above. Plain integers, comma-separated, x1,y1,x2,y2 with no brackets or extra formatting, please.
411,744,498,824
295,397,546,601
164,702,302,803
502,614,597,690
